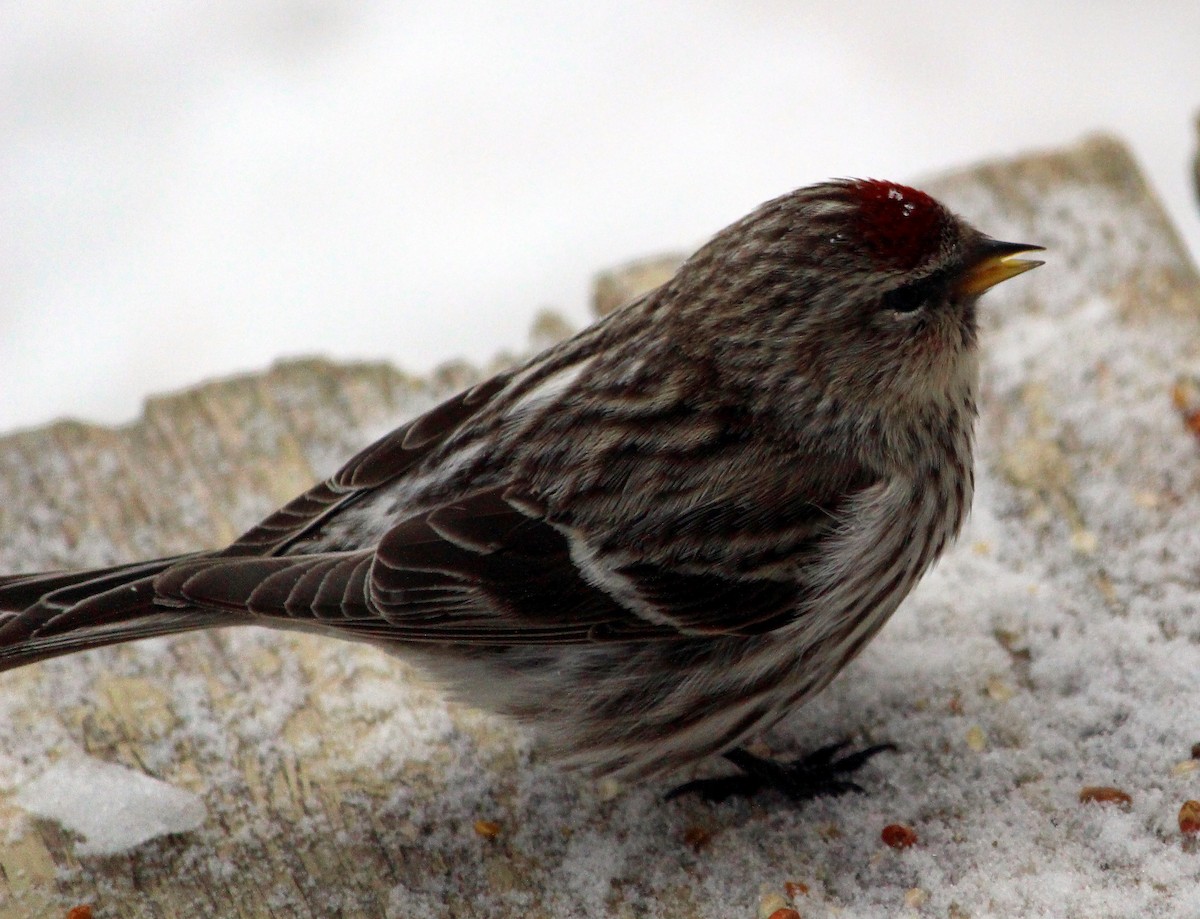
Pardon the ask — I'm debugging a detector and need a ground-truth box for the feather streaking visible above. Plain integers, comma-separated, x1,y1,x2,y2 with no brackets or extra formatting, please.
0,179,1042,781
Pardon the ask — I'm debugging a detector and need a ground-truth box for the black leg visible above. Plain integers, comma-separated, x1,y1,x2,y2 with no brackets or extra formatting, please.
665,740,897,803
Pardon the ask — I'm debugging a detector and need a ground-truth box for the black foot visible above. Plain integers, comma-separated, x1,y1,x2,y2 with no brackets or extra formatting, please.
665,740,897,804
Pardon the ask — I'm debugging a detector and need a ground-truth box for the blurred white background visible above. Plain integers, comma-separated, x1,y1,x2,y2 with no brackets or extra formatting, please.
3,1,1198,433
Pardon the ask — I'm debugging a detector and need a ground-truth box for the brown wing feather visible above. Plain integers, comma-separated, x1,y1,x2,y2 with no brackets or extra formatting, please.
365,476,877,642
370,486,657,643
155,552,376,621
0,556,219,671
139,354,877,647
223,373,512,556
152,449,876,645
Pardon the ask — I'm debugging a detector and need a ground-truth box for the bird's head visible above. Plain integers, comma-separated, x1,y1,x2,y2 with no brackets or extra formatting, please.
666,178,1042,418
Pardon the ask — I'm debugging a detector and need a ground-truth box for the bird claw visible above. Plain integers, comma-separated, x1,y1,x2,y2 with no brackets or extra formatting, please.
665,740,896,804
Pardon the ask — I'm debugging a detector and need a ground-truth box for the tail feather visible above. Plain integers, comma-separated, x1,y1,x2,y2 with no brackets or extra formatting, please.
0,555,227,671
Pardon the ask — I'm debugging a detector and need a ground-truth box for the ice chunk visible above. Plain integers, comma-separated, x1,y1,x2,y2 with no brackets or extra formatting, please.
15,756,205,855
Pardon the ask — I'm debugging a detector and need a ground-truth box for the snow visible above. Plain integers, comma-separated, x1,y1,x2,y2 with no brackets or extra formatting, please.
14,755,206,856
2,2,1200,434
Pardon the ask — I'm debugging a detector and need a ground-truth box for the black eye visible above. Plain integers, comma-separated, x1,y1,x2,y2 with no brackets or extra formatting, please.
880,273,945,314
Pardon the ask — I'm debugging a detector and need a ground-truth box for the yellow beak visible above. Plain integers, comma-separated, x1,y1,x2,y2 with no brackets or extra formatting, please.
956,239,1044,297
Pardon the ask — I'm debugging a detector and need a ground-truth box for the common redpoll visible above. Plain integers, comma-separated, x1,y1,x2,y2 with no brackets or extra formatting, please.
0,179,1041,798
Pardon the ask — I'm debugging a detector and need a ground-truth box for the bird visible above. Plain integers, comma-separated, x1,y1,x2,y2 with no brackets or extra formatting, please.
0,179,1042,800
